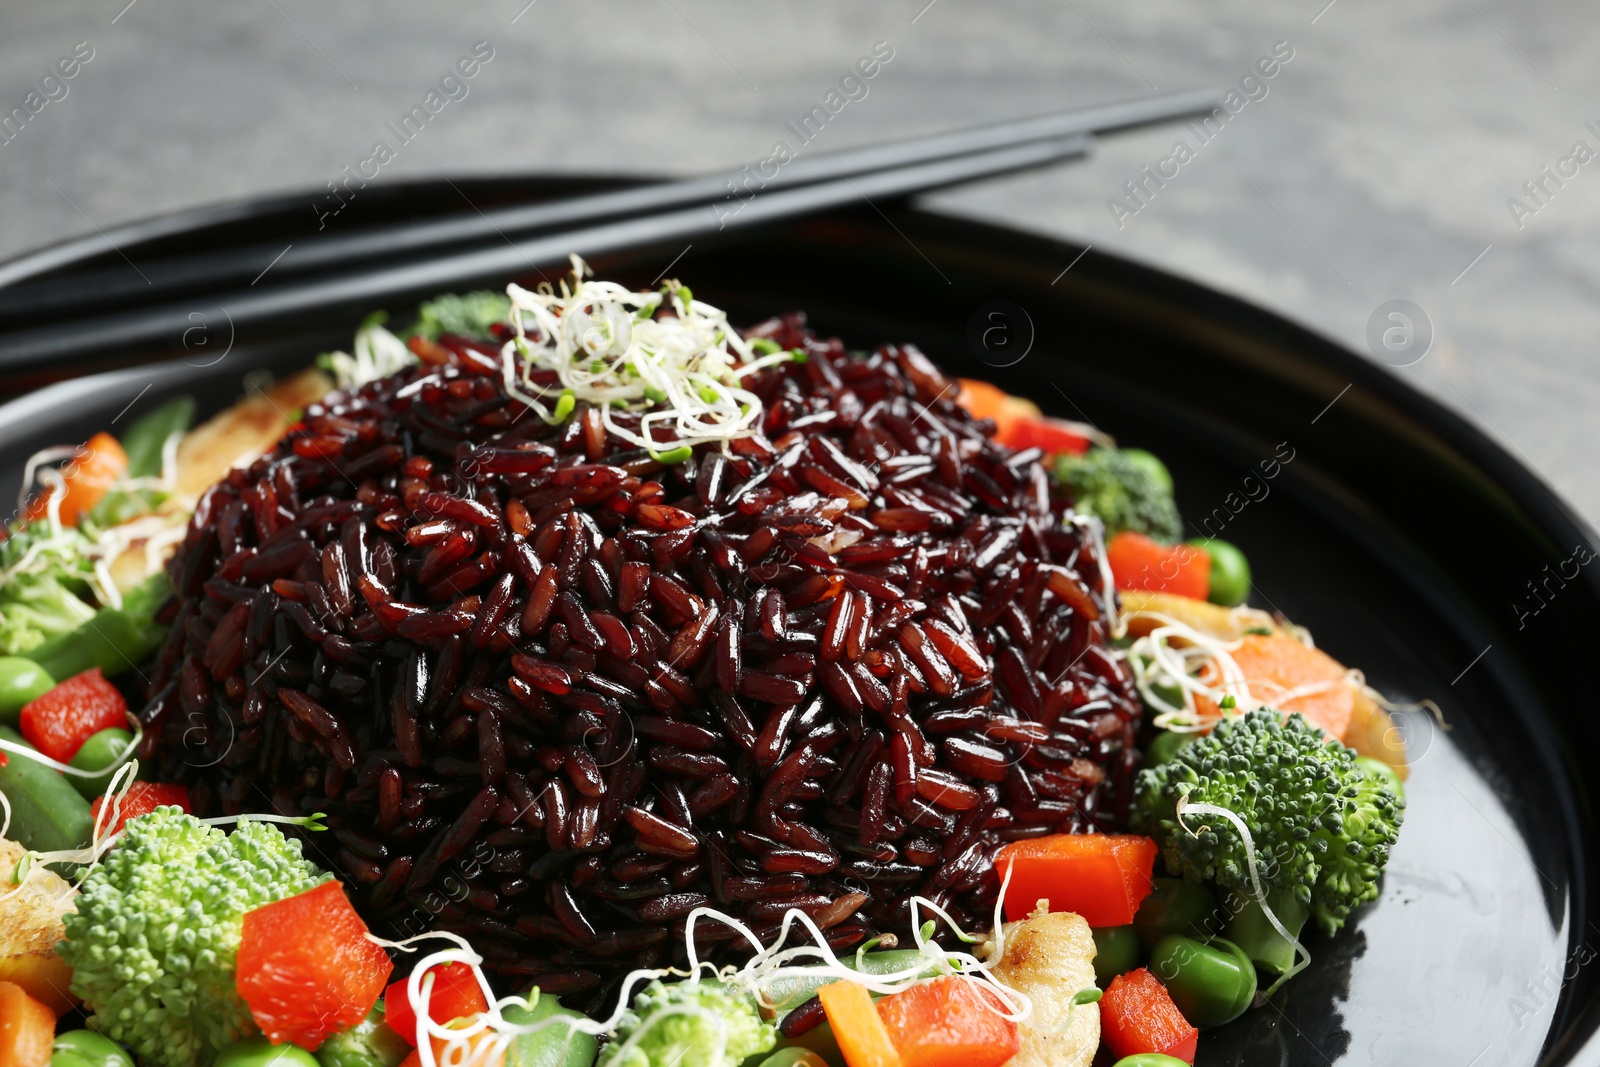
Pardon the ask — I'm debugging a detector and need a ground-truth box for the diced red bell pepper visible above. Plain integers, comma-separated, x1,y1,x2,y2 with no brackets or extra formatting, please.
1107,532,1210,601
237,881,395,1049
994,833,1158,926
995,415,1094,457
384,961,490,1046
19,668,128,763
89,781,191,837
956,380,1092,457
1100,968,1199,1064
876,975,1019,1067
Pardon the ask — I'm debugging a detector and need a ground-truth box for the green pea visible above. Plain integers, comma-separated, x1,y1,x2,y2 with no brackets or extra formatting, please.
51,1030,134,1067
1186,537,1251,607
1121,449,1173,494
0,657,53,723
1148,934,1257,1028
1355,755,1405,800
68,727,136,799
315,1006,409,1067
1112,1055,1194,1067
1091,925,1141,985
1134,877,1220,950
503,989,598,1067
213,1036,320,1067
756,1051,831,1067
1143,730,1198,768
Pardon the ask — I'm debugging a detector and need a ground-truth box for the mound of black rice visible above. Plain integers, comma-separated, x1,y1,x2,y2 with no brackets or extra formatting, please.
143,312,1141,999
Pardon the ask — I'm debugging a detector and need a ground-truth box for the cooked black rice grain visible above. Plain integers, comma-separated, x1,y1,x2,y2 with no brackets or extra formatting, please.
145,312,1141,998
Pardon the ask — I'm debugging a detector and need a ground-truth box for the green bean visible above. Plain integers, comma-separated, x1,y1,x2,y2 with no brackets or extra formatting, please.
315,1005,409,1067
1133,877,1219,950
503,989,598,1067
67,727,136,799
0,657,53,724
761,949,929,1015
1091,925,1141,986
1121,449,1174,494
212,1036,320,1067
29,573,170,681
120,397,195,479
1186,537,1252,607
1148,934,1256,1027
51,1030,134,1067
0,725,94,851
773,1021,841,1067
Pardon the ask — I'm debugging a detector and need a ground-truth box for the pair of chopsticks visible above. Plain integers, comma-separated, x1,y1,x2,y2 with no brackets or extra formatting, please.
0,89,1220,374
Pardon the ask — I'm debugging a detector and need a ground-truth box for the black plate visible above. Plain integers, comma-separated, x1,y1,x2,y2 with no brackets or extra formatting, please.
1,179,1597,1066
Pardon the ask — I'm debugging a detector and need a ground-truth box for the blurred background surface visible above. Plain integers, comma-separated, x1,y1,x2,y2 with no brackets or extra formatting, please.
2,0,1596,524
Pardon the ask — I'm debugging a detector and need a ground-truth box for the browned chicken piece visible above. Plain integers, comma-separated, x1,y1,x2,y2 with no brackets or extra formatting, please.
0,836,77,1015
174,369,333,498
982,906,1100,1067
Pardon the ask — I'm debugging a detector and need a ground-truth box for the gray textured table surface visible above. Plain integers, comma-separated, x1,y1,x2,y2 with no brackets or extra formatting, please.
2,1,1595,528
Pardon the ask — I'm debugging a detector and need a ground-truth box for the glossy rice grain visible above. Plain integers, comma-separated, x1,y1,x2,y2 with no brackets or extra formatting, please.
143,313,1141,1003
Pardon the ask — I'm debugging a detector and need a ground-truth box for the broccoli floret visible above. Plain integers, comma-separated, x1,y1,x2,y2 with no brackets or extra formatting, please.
0,522,100,654
409,291,511,341
598,978,776,1067
58,808,328,1067
1131,709,1404,938
1051,446,1182,542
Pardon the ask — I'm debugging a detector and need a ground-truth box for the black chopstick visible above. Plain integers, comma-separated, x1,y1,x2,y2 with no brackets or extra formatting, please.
0,132,1102,371
0,88,1220,321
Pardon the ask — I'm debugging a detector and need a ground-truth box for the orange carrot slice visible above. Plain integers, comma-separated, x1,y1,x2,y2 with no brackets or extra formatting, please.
22,432,127,527
0,981,55,1067
819,981,904,1067
1198,632,1355,739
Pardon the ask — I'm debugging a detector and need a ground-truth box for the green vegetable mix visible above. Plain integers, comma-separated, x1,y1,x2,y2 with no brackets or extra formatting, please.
0,724,94,852
1051,446,1183,542
598,978,775,1067
66,726,136,799
1133,877,1219,950
0,656,53,723
213,1037,319,1067
29,572,171,681
0,523,99,657
51,1030,135,1067
1131,709,1405,939
59,809,329,1067
1091,925,1141,985
1187,537,1252,607
409,291,513,341
314,1006,409,1067
120,397,196,479
503,989,600,1067
1148,934,1256,1027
